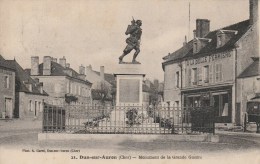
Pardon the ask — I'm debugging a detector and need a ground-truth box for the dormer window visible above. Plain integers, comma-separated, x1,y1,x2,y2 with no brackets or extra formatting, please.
216,30,238,48
28,84,32,92
193,38,212,54
193,41,198,54
217,35,222,47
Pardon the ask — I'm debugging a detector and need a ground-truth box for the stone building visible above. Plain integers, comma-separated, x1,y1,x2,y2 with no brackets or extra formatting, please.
237,57,260,115
5,59,48,120
26,56,92,106
0,55,15,119
85,65,115,106
162,0,259,126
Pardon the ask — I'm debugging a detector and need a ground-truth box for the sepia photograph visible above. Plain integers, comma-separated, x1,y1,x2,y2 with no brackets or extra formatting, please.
0,0,259,163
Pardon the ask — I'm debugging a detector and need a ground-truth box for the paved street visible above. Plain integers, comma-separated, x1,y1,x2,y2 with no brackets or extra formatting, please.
0,120,259,154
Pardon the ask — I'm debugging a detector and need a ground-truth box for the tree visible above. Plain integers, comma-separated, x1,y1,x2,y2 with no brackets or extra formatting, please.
92,80,112,106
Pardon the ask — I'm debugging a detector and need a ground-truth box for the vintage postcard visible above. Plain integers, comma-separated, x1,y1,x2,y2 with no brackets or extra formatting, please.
0,0,259,164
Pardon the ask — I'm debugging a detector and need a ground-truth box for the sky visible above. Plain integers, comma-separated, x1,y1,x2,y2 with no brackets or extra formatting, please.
0,0,249,81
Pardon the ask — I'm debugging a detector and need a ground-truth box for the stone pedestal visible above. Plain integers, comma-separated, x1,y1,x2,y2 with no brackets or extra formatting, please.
114,64,145,106
109,64,146,125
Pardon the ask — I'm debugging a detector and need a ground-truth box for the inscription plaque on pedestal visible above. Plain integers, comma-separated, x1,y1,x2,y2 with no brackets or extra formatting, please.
119,79,139,103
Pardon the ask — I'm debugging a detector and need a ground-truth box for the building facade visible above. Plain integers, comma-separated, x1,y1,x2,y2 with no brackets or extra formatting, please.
0,55,15,119
85,65,115,106
162,0,259,126
237,57,260,120
27,56,92,106
6,60,48,120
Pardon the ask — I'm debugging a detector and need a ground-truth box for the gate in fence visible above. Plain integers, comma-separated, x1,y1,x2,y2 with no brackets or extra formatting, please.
42,103,215,134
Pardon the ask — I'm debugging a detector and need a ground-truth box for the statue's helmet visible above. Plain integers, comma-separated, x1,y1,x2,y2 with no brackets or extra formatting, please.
136,20,142,26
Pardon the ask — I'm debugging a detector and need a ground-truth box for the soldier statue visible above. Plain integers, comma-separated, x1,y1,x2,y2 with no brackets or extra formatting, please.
119,18,142,64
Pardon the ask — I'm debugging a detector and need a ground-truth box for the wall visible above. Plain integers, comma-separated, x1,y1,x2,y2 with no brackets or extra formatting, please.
237,75,260,124
85,68,112,89
0,68,15,118
32,76,92,106
17,92,46,120
163,63,181,103
236,24,259,76
183,50,235,89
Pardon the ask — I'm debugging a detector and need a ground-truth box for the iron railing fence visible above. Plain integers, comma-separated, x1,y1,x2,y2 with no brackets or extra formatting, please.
42,103,215,134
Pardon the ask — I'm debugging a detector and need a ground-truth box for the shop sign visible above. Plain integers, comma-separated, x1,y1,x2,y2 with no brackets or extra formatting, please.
186,51,232,66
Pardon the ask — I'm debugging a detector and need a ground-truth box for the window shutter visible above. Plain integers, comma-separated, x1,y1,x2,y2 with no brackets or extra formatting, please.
188,69,191,86
198,67,202,82
219,63,222,81
173,72,176,87
209,65,213,83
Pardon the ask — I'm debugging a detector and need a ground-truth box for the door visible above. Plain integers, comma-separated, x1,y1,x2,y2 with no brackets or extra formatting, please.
5,98,13,118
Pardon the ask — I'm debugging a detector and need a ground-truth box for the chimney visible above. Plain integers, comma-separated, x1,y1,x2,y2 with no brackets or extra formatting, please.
100,66,104,80
79,64,85,75
52,58,57,63
250,0,258,25
59,56,66,68
66,63,70,68
31,56,39,75
183,36,187,46
193,30,196,38
196,19,210,38
43,56,51,75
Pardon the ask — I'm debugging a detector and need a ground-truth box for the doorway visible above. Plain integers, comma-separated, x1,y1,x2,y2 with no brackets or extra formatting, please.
4,98,13,118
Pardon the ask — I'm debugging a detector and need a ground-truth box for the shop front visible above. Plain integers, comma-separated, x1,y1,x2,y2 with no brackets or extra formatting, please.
183,85,232,123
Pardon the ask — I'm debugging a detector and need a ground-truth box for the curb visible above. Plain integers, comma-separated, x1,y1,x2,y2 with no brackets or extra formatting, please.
216,130,260,137
38,133,219,143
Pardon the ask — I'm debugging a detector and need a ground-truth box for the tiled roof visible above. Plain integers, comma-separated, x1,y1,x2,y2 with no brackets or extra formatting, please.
5,60,48,96
93,71,116,86
238,58,259,78
27,61,92,85
0,55,15,71
163,19,251,67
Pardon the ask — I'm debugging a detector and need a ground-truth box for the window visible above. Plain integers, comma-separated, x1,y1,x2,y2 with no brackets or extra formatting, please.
77,85,80,95
215,63,222,82
213,93,229,117
28,84,32,92
193,42,198,53
28,100,33,112
74,85,77,95
39,102,43,112
217,35,222,47
175,101,179,111
204,65,209,83
198,67,202,85
4,76,10,88
192,68,198,85
67,82,70,93
187,68,192,87
175,71,179,88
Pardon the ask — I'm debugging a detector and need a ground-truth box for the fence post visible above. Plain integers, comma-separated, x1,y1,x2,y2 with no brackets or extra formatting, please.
42,103,45,133
243,113,247,132
212,108,215,135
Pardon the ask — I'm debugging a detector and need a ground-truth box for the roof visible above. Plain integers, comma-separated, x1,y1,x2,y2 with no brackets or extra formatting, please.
93,71,116,86
238,58,259,78
0,55,15,71
5,60,48,96
27,61,92,85
162,19,252,68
